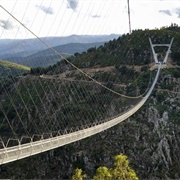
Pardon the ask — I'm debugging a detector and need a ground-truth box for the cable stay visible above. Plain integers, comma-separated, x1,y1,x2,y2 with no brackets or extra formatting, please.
0,5,144,99
0,63,162,165
0,3,174,166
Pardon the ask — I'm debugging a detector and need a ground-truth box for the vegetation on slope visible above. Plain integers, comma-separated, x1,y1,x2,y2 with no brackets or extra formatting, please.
71,25,180,67
72,153,138,180
0,25,179,179
39,24,180,70
0,60,30,77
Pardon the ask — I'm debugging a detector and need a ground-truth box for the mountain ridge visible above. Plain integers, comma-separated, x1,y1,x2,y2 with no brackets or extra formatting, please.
0,25,179,179
0,34,120,67
0,60,30,77
0,34,120,57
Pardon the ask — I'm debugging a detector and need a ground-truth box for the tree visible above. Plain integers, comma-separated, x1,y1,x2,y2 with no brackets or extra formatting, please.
110,154,138,180
72,154,138,180
72,168,86,180
87,47,96,53
74,52,80,57
93,166,111,180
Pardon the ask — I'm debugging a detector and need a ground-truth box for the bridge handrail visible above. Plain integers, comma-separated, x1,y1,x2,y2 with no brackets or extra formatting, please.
0,63,162,165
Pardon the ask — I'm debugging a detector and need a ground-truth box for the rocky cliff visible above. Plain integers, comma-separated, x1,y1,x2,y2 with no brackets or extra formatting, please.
0,68,179,180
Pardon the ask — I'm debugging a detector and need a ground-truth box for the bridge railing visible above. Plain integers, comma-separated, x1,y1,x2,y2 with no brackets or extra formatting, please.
0,63,162,165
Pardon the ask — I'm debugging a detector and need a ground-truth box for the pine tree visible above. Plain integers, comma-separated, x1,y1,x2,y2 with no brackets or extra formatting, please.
93,166,111,180
110,154,138,180
72,154,138,180
72,168,86,180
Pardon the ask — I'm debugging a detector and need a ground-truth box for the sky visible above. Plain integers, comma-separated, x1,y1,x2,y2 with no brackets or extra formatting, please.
0,0,180,39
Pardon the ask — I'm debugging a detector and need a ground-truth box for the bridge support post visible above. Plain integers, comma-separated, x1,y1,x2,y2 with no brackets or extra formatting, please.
163,38,174,64
149,38,158,64
149,37,174,64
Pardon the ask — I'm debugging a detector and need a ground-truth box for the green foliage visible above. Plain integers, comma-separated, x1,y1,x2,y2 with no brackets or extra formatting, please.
0,60,30,77
136,71,152,94
110,154,138,180
87,47,96,53
72,168,86,180
0,76,18,95
72,154,138,180
162,68,180,78
30,60,69,75
171,52,180,65
156,92,166,102
36,25,180,74
93,166,111,180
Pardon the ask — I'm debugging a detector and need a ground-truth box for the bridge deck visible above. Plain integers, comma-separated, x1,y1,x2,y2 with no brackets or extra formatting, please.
0,63,162,165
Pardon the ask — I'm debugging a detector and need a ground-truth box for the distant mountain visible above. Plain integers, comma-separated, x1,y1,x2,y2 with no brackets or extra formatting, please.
1,26,180,180
30,42,105,57
0,34,120,58
0,34,120,68
3,42,107,68
0,60,30,77
33,26,180,77
25,42,104,67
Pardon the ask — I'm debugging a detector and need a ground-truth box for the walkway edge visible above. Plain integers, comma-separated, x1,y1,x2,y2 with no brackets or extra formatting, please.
0,63,162,165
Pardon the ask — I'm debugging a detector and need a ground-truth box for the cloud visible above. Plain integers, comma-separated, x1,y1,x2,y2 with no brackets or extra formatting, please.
159,10,172,16
91,15,101,18
159,7,180,18
0,20,14,30
67,0,78,11
36,5,54,15
175,7,180,18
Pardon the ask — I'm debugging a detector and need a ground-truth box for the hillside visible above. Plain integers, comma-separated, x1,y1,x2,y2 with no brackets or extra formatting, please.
70,28,180,68
0,25,180,179
0,34,119,67
0,34,120,57
30,25,180,76
0,60,30,77
5,42,105,68
1,68,179,179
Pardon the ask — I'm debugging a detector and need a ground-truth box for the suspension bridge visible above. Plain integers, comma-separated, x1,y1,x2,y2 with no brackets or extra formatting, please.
0,61,163,165
0,35,173,164
0,2,174,166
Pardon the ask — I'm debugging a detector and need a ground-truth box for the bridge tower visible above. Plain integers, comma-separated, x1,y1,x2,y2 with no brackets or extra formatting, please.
149,37,174,64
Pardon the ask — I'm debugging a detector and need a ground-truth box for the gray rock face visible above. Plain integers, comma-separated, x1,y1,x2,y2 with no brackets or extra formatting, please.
0,73,179,179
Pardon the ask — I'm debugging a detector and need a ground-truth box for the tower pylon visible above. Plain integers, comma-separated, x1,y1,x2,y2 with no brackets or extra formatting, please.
149,37,174,64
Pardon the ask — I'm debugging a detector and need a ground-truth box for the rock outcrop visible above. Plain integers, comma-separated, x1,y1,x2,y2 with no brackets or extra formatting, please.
0,71,179,179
